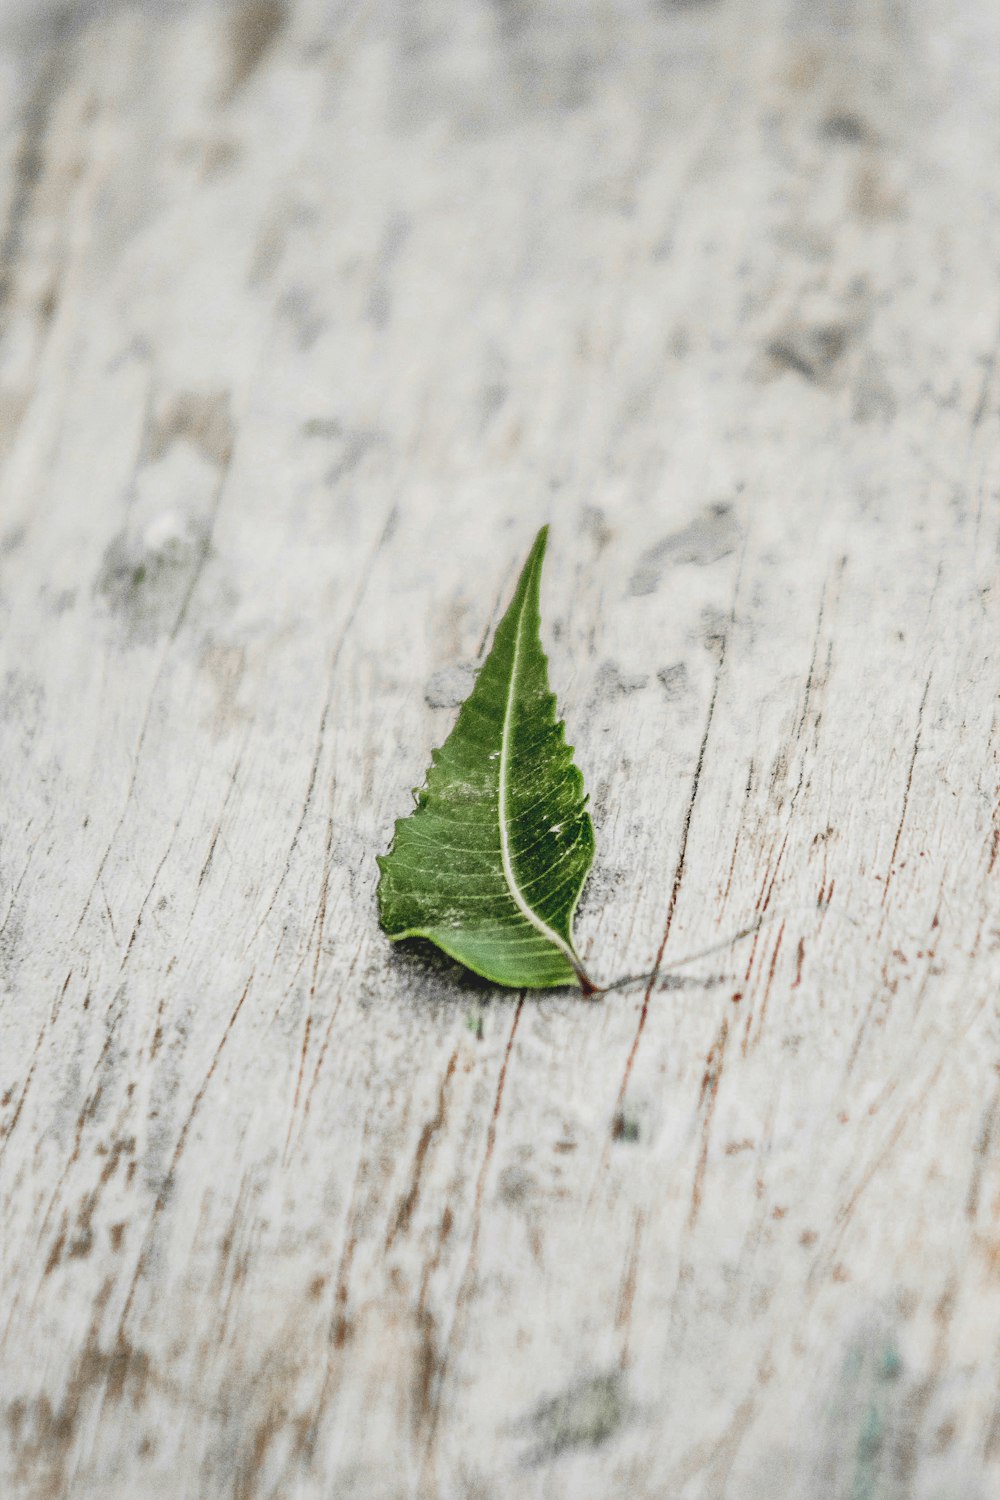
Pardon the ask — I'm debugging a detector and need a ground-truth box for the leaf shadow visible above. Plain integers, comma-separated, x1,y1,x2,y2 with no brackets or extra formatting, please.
383,937,582,1003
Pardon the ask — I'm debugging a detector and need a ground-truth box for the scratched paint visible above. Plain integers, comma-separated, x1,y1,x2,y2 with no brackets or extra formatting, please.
2,1,999,1497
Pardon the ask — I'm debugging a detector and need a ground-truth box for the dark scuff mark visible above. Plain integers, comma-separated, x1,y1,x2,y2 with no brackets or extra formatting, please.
0,522,26,556
819,112,872,144
96,391,233,643
0,14,73,333
658,662,690,699
0,670,44,754
592,661,648,698
497,1163,533,1206
519,1370,628,1465
611,1109,640,1143
96,520,213,644
279,285,325,350
488,0,531,47
767,324,850,385
326,428,384,485
700,605,729,656
630,503,740,594
480,378,508,427
222,0,288,98
302,416,341,439
401,0,598,130
853,370,897,424
367,213,410,329
425,663,478,709
580,504,612,552
302,416,385,483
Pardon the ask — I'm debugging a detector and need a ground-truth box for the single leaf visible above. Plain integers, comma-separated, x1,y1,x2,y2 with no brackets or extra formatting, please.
377,526,595,991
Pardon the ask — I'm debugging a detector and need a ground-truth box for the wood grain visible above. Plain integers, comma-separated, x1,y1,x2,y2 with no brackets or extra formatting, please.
1,1,998,1496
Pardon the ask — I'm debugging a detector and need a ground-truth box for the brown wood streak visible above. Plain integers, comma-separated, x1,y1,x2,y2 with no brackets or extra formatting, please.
881,673,931,909
120,814,183,969
793,585,827,750
896,1280,957,1488
688,1014,730,1230
845,903,941,1078
72,429,236,942
615,1208,644,1368
743,919,784,1054
792,933,805,988
306,1121,375,1442
3,1,999,1490
755,827,790,919
385,1047,459,1251
28,967,256,1476
294,942,363,1145
419,996,524,1488
249,502,397,947
185,744,246,935
0,824,39,940
284,815,334,1160
671,1393,757,1492
966,1086,1000,1221
30,988,127,1268
810,1048,954,1285
115,970,256,1334
610,635,727,1119
720,759,754,911
0,982,59,1165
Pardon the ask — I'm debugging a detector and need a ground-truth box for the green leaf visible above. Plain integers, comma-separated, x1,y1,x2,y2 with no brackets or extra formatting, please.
377,526,595,991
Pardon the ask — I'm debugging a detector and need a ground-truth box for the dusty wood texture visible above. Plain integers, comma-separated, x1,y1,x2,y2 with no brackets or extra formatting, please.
1,1,998,1496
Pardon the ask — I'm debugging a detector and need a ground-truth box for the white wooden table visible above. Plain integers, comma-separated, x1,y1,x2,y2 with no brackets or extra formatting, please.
1,2,998,1496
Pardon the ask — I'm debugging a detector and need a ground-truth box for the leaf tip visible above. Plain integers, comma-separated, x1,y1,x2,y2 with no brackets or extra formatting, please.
531,523,550,561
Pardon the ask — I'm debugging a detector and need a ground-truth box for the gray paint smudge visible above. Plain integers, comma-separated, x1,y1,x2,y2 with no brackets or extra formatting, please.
630,503,740,595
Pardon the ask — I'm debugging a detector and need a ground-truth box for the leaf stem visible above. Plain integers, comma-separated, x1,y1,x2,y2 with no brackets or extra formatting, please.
574,964,601,998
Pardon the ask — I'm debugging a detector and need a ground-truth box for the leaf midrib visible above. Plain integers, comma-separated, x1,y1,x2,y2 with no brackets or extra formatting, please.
497,574,580,978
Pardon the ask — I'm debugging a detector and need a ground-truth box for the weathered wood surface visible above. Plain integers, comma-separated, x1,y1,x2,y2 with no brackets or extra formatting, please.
1,1,998,1495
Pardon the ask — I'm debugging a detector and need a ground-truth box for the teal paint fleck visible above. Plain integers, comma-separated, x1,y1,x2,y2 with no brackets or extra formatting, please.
851,1402,884,1500
846,1337,903,1500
